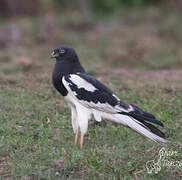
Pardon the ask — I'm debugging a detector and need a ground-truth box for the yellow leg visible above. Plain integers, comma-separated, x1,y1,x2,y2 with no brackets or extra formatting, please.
80,135,84,149
74,129,79,145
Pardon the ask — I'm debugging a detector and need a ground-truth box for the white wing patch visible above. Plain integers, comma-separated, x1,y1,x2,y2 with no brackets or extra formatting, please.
112,93,120,101
62,75,132,114
69,74,97,92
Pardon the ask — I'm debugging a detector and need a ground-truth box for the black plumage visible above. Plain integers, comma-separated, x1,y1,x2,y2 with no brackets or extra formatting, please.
51,45,167,146
52,45,85,96
64,73,130,109
121,105,164,127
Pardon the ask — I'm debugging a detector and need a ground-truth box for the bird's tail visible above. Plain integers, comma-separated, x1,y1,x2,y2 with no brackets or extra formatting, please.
102,113,168,143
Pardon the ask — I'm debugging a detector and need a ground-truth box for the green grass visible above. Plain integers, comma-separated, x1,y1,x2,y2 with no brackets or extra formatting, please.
0,83,182,179
0,7,182,179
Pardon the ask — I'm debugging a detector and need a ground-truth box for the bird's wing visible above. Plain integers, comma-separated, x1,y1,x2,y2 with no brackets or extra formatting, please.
62,73,133,114
62,73,164,127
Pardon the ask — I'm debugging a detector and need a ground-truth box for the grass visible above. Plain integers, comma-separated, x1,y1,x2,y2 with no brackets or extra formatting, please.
0,7,182,179
0,86,182,179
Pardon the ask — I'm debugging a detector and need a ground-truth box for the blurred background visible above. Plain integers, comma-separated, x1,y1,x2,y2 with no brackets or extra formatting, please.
0,0,182,73
1,1,182,179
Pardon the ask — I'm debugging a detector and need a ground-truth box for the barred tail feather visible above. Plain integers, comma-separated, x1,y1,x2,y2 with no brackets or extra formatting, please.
123,117,168,143
101,112,168,143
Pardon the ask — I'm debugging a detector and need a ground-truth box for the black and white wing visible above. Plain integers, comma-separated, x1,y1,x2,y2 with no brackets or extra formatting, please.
62,73,133,114
62,73,164,127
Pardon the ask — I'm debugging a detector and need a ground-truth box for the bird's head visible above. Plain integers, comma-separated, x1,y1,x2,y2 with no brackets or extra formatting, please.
51,45,79,63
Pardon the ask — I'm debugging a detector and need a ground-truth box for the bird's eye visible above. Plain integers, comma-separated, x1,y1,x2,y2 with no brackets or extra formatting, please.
59,49,65,54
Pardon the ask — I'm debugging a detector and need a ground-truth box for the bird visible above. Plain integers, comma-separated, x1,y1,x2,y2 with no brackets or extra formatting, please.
51,45,167,148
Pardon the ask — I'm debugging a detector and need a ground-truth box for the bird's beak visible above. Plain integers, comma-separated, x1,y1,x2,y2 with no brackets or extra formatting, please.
50,51,59,58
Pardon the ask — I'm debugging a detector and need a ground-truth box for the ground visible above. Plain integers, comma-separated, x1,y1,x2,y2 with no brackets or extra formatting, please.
0,7,182,179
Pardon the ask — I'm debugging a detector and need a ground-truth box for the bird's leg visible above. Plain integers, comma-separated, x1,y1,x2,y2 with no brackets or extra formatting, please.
74,128,79,144
80,135,84,149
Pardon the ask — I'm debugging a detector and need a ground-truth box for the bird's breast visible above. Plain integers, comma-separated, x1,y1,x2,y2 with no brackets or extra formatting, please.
52,73,68,96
